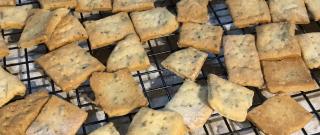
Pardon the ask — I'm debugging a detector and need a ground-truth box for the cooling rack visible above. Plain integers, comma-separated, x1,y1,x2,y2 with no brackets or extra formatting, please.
1,0,320,134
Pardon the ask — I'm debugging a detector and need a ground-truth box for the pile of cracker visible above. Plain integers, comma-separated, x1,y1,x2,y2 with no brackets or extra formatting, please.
0,0,319,134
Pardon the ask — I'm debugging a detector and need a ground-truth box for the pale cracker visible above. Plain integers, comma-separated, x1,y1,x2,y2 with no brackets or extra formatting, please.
89,123,120,135
0,0,15,6
297,32,320,69
112,0,154,13
76,0,112,12
177,0,209,23
39,0,77,10
305,0,320,21
0,37,9,58
0,5,33,30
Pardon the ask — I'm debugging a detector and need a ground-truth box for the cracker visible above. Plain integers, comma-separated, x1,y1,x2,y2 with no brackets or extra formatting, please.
0,0,15,6
130,7,179,42
0,5,33,30
26,95,88,135
247,95,313,135
177,0,209,23
90,69,148,117
297,33,320,69
39,0,77,10
178,23,223,54
305,0,320,21
223,35,264,88
0,91,49,135
89,123,120,135
207,74,254,122
0,67,26,107
165,80,213,131
107,34,150,72
0,38,9,58
112,0,154,13
256,22,301,60
262,57,319,93
127,107,187,135
226,0,271,28
36,43,105,91
84,12,135,49
19,8,69,48
269,0,309,24
46,15,88,51
161,47,208,81
76,0,112,12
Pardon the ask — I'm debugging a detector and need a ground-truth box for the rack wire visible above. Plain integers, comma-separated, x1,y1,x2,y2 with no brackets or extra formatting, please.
1,0,320,134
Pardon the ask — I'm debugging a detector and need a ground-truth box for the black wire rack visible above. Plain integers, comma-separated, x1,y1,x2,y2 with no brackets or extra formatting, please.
1,0,320,134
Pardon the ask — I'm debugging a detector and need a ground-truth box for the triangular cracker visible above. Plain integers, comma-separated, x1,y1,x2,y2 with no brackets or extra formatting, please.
89,123,120,135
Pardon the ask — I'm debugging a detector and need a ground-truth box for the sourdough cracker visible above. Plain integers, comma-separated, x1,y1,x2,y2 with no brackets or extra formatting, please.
127,107,187,135
76,0,112,12
178,23,223,54
0,91,49,135
112,0,154,13
207,74,254,122
177,0,209,23
130,7,179,42
247,95,313,135
297,33,320,69
36,43,105,91
0,0,15,6
90,69,148,117
39,0,77,10
89,123,120,135
223,35,264,88
161,47,208,81
0,38,9,58
0,5,33,30
305,0,320,21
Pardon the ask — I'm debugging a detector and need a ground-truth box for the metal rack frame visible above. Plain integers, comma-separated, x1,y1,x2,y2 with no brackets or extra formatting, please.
1,0,320,134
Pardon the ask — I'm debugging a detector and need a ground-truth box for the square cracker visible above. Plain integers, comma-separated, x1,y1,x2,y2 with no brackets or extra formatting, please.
0,38,9,58
36,43,105,91
226,0,271,28
0,5,33,30
0,91,49,135
112,0,154,13
107,34,150,72
207,74,254,122
127,107,187,135
0,0,15,6
165,80,213,131
247,95,313,135
305,0,320,21
297,33,320,69
223,35,264,88
269,0,309,24
262,57,319,93
26,95,88,135
76,0,112,12
46,15,88,51
89,69,148,117
39,0,77,10
89,123,120,135
178,23,223,54
19,8,69,48
0,67,26,107
130,7,179,42
177,0,209,23
161,47,208,81
84,12,135,49
256,22,301,60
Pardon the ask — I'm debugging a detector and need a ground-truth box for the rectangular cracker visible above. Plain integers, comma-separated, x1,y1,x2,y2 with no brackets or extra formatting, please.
39,0,77,10
89,123,120,135
0,67,26,107
269,0,310,24
178,23,223,54
127,107,187,135
26,95,88,135
0,5,33,30
46,15,88,51
36,43,105,91
76,0,112,12
207,74,254,122
262,57,319,93
0,37,9,58
223,35,264,88
226,0,271,28
89,69,148,117
177,0,209,23
161,47,208,81
165,80,213,131
305,0,320,21
106,34,150,72
112,0,154,13
297,33,320,69
0,0,15,6
256,22,301,60
19,8,69,48
0,91,49,135
84,12,135,49
247,95,313,135
130,7,179,42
